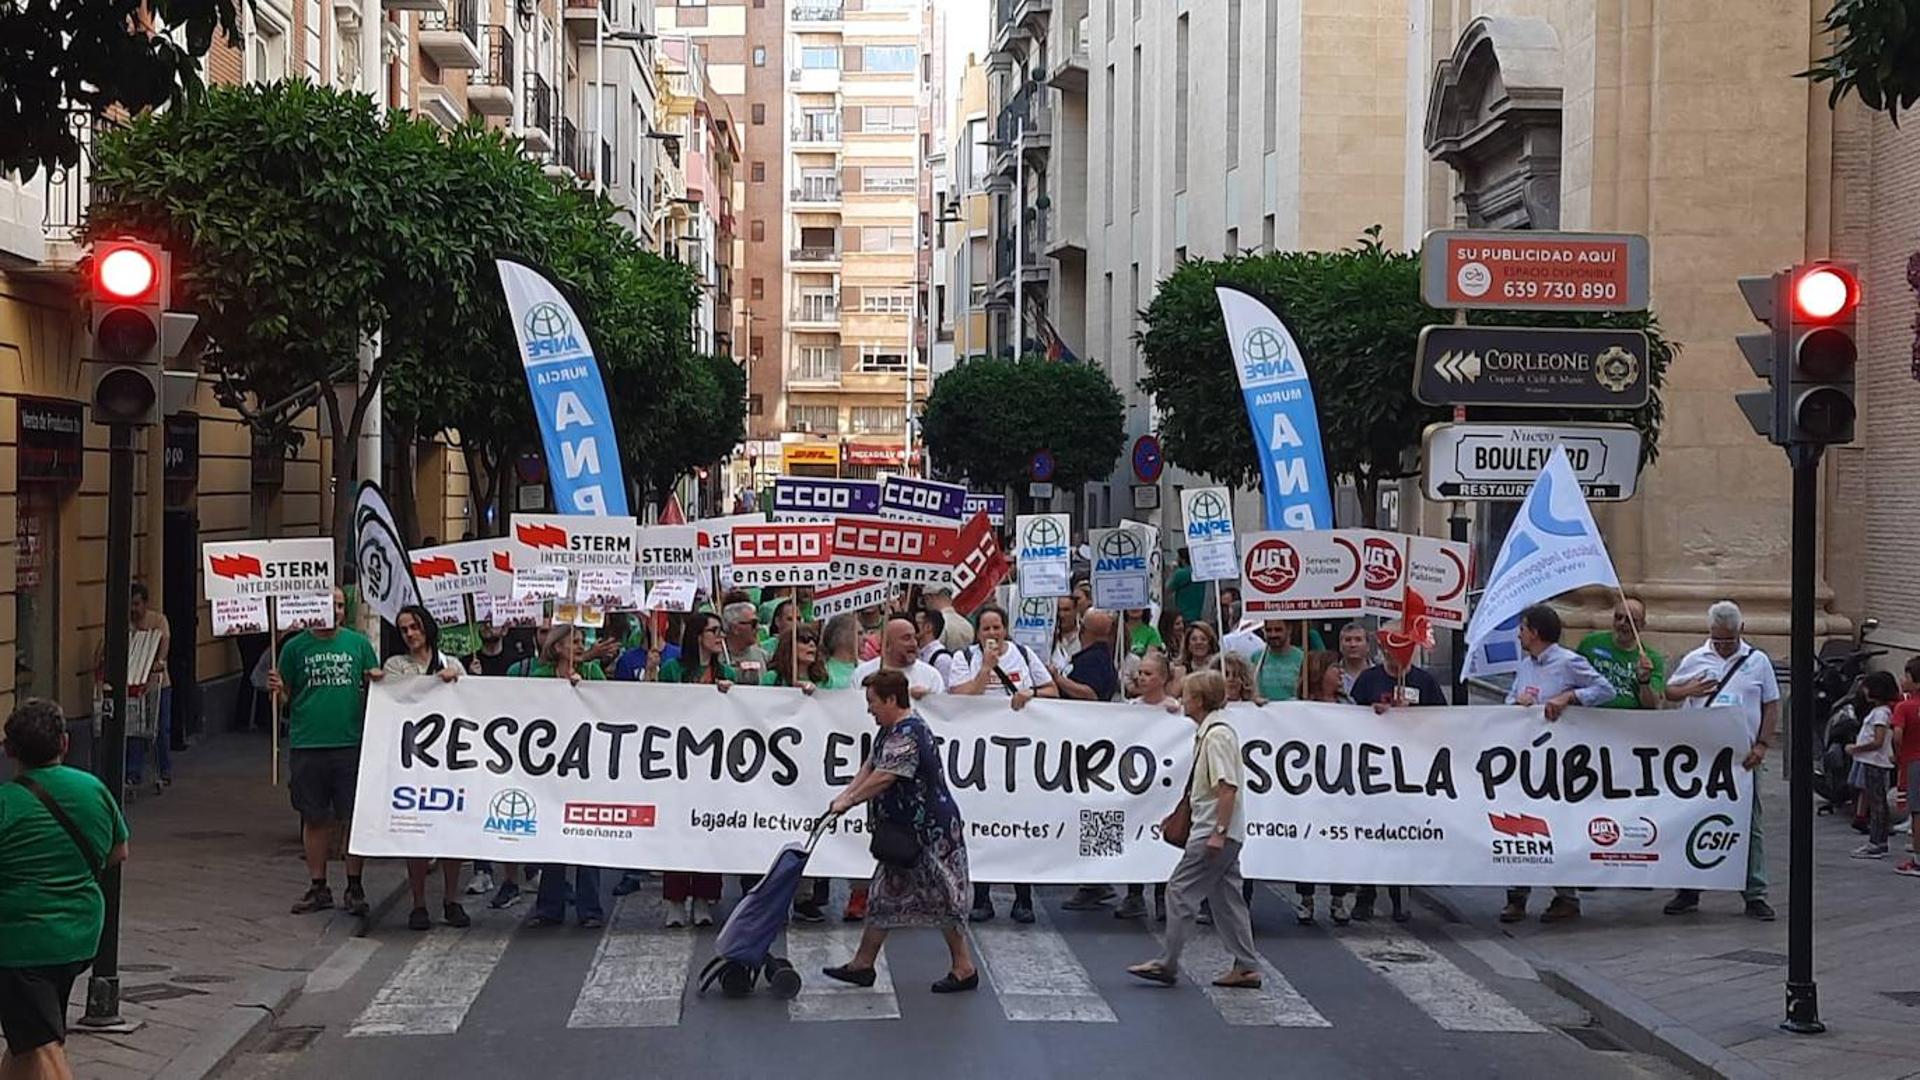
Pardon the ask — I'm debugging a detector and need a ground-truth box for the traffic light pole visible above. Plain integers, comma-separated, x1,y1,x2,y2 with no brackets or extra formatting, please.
1782,442,1823,1035
79,422,137,1031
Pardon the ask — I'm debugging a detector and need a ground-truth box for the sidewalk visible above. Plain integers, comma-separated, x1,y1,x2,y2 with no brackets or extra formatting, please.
1425,772,1919,1079
58,732,406,1080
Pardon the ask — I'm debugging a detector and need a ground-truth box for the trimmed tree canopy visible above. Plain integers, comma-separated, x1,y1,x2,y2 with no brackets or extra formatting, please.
920,356,1127,490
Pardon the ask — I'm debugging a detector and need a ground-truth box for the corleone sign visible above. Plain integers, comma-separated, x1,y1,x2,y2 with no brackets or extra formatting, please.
1414,326,1651,410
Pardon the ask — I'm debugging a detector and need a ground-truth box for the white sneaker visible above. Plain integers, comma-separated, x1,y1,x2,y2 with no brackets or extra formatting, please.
1294,895,1314,924
465,870,496,896
1851,843,1889,859
665,899,689,928
1329,894,1351,926
692,898,715,927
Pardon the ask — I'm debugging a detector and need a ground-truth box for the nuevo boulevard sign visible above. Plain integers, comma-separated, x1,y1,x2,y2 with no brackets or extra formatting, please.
1421,229,1651,312
1414,325,1651,409
1422,422,1644,502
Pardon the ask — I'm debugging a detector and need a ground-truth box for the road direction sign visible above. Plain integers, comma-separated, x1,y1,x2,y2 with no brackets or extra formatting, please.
1421,230,1650,312
1422,422,1644,501
1414,325,1650,409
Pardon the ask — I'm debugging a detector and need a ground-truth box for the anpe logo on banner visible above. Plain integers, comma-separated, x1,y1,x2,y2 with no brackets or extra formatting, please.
1245,539,1300,593
1019,516,1067,560
1238,326,1304,388
1185,490,1232,539
524,301,586,360
1685,813,1740,870
1094,529,1146,573
391,786,466,813
484,789,538,837
1362,536,1403,592
1488,812,1554,865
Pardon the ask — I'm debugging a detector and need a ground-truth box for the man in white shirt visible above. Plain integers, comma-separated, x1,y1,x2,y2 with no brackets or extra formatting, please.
1661,600,1779,921
1501,603,1618,925
912,608,957,687
852,616,946,698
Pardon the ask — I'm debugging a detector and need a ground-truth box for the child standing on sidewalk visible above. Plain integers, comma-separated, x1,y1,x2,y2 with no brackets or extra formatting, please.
1893,658,1920,877
1849,670,1899,860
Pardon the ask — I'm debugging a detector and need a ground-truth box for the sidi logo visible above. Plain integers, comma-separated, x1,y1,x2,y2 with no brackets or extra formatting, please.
1362,537,1403,592
1244,539,1300,593
391,786,466,813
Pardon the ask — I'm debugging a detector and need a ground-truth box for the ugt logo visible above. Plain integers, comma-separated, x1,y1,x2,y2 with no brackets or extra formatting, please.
1362,536,1403,592
1244,539,1299,593
524,301,584,359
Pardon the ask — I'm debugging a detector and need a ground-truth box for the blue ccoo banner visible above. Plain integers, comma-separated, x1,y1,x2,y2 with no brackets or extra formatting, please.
1215,286,1333,531
965,493,1008,528
772,476,882,521
497,259,629,517
880,475,968,523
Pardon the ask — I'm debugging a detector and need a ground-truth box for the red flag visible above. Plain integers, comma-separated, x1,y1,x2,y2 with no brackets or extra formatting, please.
660,493,687,525
1378,588,1434,670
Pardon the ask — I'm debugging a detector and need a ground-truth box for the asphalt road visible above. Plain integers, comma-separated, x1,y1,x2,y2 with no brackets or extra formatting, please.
219,879,1683,1080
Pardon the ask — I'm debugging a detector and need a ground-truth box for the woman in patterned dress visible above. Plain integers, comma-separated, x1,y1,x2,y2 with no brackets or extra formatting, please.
820,669,979,994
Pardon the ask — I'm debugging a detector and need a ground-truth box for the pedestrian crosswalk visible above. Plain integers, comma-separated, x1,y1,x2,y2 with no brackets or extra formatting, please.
331,881,1547,1040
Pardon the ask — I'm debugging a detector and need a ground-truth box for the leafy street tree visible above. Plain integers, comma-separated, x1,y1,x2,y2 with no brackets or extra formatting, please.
920,355,1127,493
1802,0,1920,123
1137,228,1674,528
2,0,239,179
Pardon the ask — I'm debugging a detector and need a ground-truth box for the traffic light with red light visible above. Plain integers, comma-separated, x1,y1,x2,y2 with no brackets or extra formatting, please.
1735,260,1860,447
87,238,167,426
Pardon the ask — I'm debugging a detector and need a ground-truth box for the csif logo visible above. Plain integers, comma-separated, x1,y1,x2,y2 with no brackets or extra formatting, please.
1685,813,1740,870
391,786,466,813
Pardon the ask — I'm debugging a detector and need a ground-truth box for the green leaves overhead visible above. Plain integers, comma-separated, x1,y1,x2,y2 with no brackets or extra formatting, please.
1136,229,1672,525
1802,0,1920,123
920,355,1127,491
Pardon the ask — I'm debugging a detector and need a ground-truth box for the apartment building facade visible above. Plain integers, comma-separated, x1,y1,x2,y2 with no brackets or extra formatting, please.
0,0,667,734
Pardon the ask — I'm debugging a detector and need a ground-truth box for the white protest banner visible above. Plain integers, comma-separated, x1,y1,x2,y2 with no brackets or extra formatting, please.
697,513,767,570
730,522,837,587
1010,590,1056,654
512,567,569,601
810,579,892,619
202,537,335,601
350,682,1753,890
634,525,702,581
771,477,882,522
410,540,497,605
510,513,638,571
642,578,699,613
424,594,466,627
274,592,335,631
210,597,269,637
574,566,636,608
1407,536,1474,629
471,590,494,626
1014,513,1072,598
1180,486,1239,582
1238,529,1366,619
1090,526,1151,611
828,516,961,587
485,549,516,599
879,475,968,523
1358,530,1408,618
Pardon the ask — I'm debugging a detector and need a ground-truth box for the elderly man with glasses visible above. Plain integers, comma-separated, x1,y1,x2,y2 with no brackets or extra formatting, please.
1661,600,1779,921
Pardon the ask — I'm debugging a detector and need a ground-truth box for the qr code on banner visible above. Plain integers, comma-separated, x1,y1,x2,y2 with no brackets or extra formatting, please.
1079,809,1125,858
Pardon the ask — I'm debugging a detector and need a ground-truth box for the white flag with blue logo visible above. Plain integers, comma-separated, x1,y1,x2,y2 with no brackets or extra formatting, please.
497,259,629,517
1464,446,1620,677
1215,286,1334,531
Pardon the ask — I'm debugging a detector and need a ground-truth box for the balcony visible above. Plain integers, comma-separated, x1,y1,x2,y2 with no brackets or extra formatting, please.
791,246,843,266
383,0,440,14
468,25,515,117
554,118,582,181
792,118,842,147
419,0,482,68
788,66,841,93
522,72,555,153
1049,14,1089,93
789,356,842,388
791,180,843,206
791,1,842,23
563,0,609,36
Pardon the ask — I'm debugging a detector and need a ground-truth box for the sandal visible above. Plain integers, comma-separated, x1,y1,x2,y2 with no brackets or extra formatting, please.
1126,962,1178,986
1212,968,1263,990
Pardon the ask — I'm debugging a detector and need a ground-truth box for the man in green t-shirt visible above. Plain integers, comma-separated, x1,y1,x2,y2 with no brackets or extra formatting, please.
0,698,130,1075
1253,620,1308,702
1575,597,1665,710
268,588,384,917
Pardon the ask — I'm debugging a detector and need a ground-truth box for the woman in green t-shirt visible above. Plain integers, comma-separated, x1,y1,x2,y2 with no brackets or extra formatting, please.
820,613,863,691
653,611,731,927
